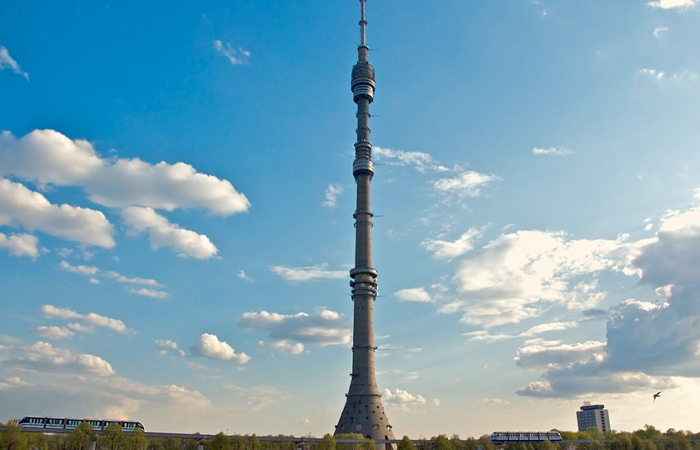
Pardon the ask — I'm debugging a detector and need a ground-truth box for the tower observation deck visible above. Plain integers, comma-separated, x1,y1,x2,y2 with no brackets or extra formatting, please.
335,0,396,442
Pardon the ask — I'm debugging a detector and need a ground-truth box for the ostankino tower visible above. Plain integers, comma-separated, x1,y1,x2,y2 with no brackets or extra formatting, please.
334,0,396,442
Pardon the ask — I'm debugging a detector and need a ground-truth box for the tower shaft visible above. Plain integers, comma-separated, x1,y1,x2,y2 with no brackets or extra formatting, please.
335,0,395,441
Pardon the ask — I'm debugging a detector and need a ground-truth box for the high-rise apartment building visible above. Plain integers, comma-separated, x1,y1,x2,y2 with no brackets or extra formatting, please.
577,404,611,434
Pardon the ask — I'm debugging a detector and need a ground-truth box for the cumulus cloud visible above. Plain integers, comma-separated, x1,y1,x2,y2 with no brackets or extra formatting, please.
122,207,218,259
533,147,573,156
238,310,351,353
0,129,250,215
421,228,480,260
322,184,344,208
382,388,427,411
433,171,499,198
214,40,250,65
237,269,254,283
0,46,29,80
647,0,697,9
155,339,185,357
373,146,449,173
394,287,433,303
35,326,76,339
270,264,347,282
0,179,115,248
60,261,167,297
516,193,700,397
257,340,305,355
190,333,250,364
5,341,114,376
41,304,130,334
0,376,28,390
446,230,625,328
0,232,39,258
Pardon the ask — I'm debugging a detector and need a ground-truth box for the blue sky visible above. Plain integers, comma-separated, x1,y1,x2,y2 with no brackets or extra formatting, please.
2,0,700,439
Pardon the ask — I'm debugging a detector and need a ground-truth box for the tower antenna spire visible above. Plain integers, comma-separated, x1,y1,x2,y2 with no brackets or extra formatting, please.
335,0,396,444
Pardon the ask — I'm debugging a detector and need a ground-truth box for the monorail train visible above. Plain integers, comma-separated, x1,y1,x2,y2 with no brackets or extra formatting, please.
490,431,562,443
19,416,145,432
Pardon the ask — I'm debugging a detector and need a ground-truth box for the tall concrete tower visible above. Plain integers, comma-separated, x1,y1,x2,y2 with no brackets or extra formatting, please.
335,0,396,442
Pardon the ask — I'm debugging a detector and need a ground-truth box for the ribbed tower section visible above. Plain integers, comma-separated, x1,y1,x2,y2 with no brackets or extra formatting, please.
335,0,396,442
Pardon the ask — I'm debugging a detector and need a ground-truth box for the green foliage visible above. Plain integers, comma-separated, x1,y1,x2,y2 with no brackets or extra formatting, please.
462,438,477,450
397,436,416,450
102,422,124,450
208,433,232,450
360,439,376,450
230,436,247,450
432,435,453,450
0,421,28,450
477,435,497,450
124,429,148,450
449,436,464,450
312,434,336,450
149,437,183,450
335,433,363,450
68,422,95,450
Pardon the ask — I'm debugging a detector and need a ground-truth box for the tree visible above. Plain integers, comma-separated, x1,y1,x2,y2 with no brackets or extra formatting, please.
68,422,95,450
103,423,124,450
477,435,496,450
209,433,232,450
359,440,376,450
0,421,28,450
397,437,415,450
124,429,147,450
432,436,453,450
462,438,477,450
313,434,336,450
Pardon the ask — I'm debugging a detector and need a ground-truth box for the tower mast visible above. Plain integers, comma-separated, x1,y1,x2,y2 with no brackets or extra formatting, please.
335,0,396,442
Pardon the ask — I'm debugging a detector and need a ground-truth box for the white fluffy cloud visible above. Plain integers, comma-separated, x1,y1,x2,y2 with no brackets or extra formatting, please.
5,341,114,376
35,326,76,339
647,0,697,9
238,310,351,353
190,333,250,363
373,146,449,173
446,230,625,327
433,171,499,198
516,195,700,397
41,304,130,334
0,129,250,215
382,388,426,411
122,207,218,259
60,261,167,297
155,339,185,357
394,287,433,303
257,340,305,355
0,179,115,248
0,232,39,258
270,264,347,282
322,184,344,208
421,228,480,260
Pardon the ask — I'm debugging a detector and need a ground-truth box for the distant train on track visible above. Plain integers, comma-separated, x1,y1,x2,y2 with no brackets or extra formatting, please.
490,431,562,443
19,416,145,432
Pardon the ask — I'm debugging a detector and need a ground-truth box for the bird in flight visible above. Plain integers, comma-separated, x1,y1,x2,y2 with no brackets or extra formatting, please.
653,392,661,402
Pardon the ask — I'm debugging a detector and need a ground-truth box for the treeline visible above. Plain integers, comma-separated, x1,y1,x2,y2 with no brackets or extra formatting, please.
2,421,699,450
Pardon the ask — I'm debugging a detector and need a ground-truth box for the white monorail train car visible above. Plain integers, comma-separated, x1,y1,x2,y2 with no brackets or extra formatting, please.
490,431,562,443
19,416,145,432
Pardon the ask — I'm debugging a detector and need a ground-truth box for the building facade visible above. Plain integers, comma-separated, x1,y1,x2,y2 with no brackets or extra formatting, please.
577,404,611,434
